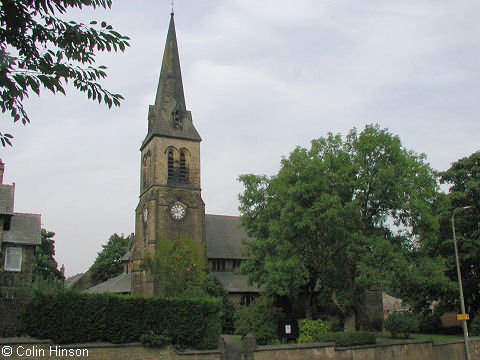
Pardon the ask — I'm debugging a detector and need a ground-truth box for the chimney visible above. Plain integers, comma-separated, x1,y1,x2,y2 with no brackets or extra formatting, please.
0,159,4,184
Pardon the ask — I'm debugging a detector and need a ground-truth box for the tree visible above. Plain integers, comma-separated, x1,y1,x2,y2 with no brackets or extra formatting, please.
384,311,419,339
192,273,236,334
141,235,207,298
234,297,284,344
0,0,130,146
238,124,450,328
141,236,235,330
33,228,63,280
90,233,129,283
423,151,480,314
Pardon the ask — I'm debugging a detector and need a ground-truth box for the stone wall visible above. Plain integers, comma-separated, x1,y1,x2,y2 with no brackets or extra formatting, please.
255,342,336,360
253,337,480,360
1,341,219,360
3,337,480,360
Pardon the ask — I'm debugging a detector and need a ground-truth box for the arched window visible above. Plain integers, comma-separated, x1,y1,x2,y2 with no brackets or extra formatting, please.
179,152,187,182
168,151,174,180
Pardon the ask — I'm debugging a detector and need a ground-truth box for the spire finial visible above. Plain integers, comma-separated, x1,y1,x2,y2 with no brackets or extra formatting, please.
170,0,175,14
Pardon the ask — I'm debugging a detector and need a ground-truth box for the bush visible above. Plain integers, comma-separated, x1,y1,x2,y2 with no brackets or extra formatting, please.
419,311,442,334
221,297,236,334
234,299,283,345
297,319,331,343
364,312,384,332
196,274,235,334
140,330,170,347
470,313,480,336
315,331,376,347
21,289,221,349
384,311,419,339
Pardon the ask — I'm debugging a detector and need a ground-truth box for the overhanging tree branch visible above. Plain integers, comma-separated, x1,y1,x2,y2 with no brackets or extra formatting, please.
0,0,130,146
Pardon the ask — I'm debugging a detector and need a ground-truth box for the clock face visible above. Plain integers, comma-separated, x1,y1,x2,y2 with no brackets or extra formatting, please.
170,203,186,220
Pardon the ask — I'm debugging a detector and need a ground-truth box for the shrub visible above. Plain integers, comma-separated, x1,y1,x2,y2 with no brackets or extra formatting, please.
364,312,384,332
234,299,283,345
470,313,480,336
315,331,376,347
297,319,331,343
195,274,235,334
221,297,236,334
419,311,442,334
384,311,419,339
21,289,221,349
140,330,170,347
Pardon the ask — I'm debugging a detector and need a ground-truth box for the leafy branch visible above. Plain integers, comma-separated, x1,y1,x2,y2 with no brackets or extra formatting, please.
0,0,130,146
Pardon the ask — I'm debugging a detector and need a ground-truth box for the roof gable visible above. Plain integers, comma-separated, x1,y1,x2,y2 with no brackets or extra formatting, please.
2,212,41,245
0,184,14,215
85,273,132,294
205,214,254,259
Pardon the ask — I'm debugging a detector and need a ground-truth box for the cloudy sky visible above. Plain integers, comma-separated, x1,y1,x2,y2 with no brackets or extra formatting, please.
2,1,479,276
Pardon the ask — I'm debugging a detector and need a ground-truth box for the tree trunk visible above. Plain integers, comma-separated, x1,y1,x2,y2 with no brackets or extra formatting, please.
345,313,356,332
305,292,313,320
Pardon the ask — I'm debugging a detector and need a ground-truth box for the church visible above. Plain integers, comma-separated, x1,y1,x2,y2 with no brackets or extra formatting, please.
86,12,259,306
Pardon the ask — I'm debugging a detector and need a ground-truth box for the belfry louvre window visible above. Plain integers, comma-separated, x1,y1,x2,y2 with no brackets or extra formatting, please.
211,259,226,272
240,295,255,306
168,151,174,180
179,153,187,181
4,246,22,272
173,110,182,128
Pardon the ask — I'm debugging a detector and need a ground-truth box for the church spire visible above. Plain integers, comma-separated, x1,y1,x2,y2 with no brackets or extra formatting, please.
142,13,201,150
154,12,186,113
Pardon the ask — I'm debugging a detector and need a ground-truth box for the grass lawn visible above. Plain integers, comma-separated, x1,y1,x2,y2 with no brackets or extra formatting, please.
224,335,243,343
376,332,463,343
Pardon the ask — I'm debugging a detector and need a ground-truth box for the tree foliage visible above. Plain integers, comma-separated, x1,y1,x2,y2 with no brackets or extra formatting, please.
384,311,419,339
90,233,129,283
33,228,63,281
423,151,480,314
141,235,207,298
234,297,284,345
0,0,130,146
238,124,451,326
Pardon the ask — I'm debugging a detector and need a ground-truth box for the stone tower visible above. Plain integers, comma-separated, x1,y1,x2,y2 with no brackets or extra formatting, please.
130,13,205,296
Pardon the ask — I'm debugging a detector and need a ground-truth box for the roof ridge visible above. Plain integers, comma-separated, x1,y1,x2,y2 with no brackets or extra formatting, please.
206,213,240,218
13,211,41,216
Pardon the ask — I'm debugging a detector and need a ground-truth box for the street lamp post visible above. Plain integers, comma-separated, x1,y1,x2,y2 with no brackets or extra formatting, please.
451,205,473,360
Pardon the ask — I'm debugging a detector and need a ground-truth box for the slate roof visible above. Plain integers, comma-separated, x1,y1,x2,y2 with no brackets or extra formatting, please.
211,272,260,293
0,184,14,215
205,214,253,259
120,234,135,261
2,212,41,245
141,13,201,149
65,273,85,287
85,273,132,294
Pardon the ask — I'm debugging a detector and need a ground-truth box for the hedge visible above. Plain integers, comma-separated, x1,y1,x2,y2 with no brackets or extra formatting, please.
315,331,376,347
21,290,221,349
297,319,331,343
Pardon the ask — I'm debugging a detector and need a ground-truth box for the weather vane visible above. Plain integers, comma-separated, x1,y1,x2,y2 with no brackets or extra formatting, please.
170,0,175,13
